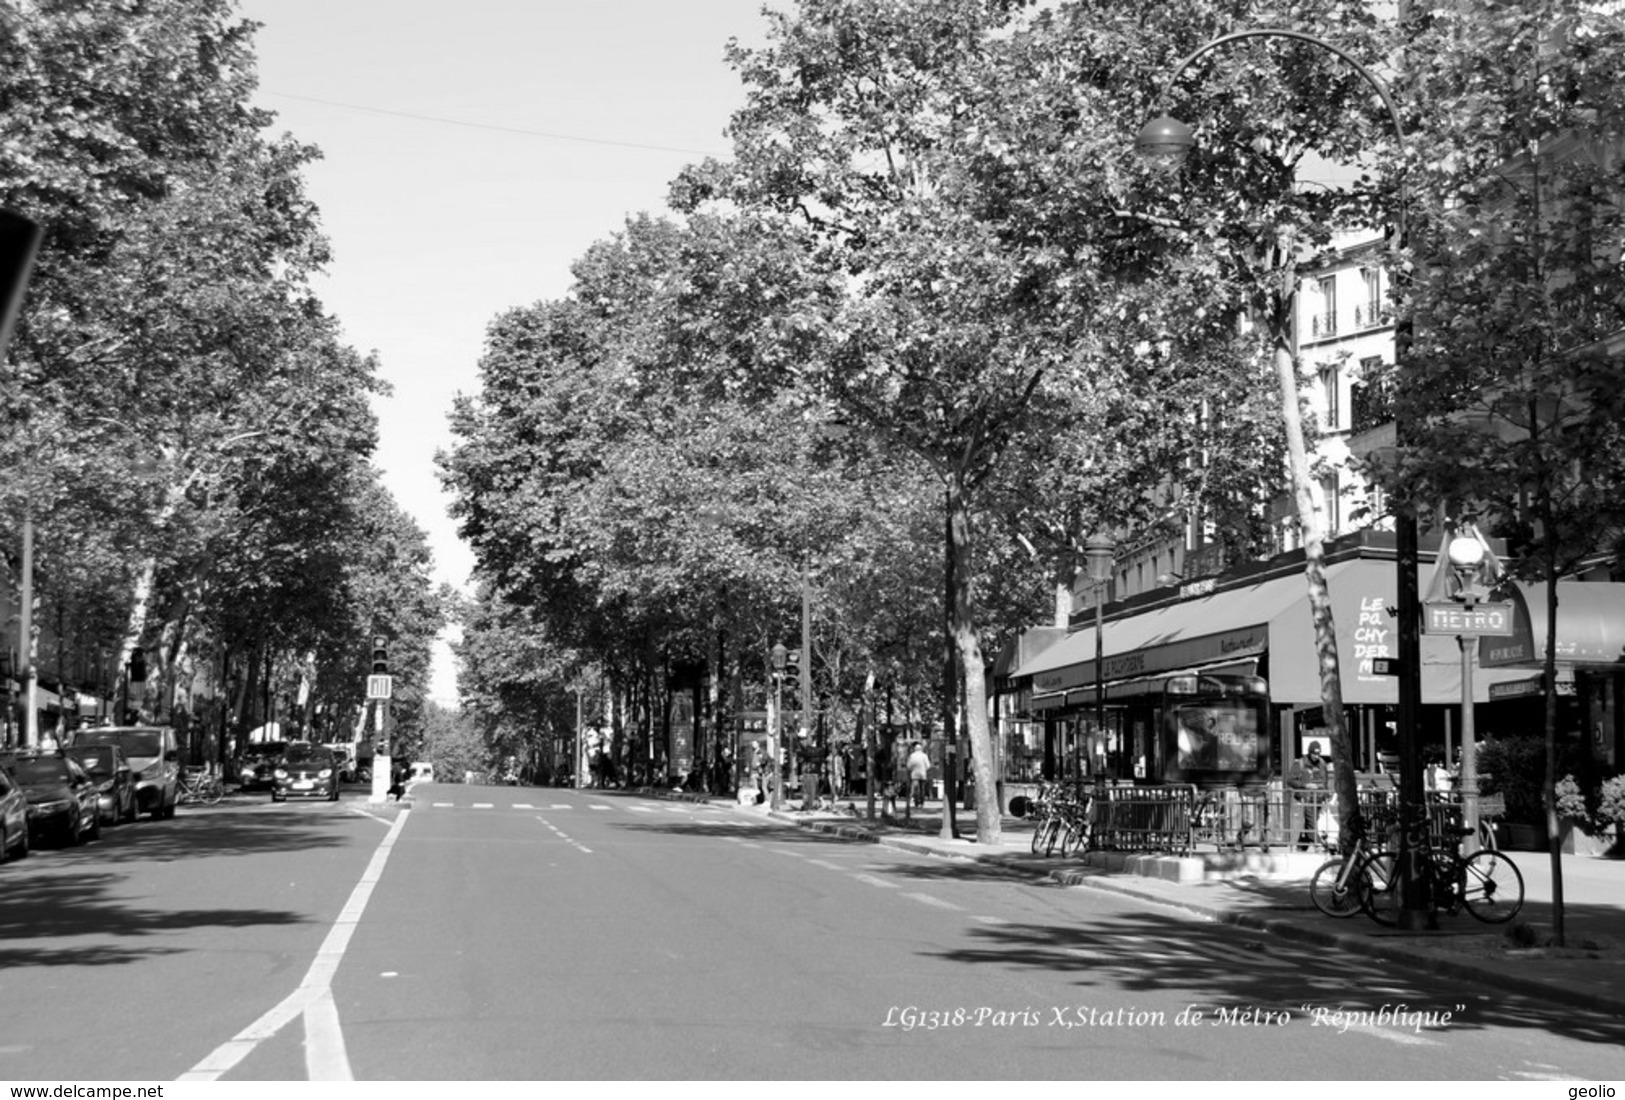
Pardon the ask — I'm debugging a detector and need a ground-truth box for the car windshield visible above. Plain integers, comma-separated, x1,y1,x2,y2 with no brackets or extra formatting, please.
70,748,116,775
285,746,330,765
244,742,287,760
14,758,71,784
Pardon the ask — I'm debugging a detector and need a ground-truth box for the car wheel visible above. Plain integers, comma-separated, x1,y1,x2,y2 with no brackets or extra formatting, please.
10,822,27,861
87,811,101,842
123,796,137,825
66,811,84,846
271,792,284,803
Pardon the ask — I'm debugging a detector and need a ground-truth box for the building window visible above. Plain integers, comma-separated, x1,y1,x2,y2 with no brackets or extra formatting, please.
1358,267,1383,327
1312,275,1338,337
1321,471,1341,535
1319,363,1341,432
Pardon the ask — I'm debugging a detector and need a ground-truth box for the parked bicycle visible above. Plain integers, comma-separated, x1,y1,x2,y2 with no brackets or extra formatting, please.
1362,808,1523,925
1027,781,1091,858
176,766,224,807
1308,809,1396,918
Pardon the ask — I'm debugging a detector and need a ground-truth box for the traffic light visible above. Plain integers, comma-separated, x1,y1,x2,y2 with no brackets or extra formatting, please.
370,636,389,675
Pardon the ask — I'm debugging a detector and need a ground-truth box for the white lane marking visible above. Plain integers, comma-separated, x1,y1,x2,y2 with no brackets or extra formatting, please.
512,803,534,810
303,988,351,1081
853,874,899,889
346,806,395,826
589,804,611,811
432,802,454,808
550,804,573,809
536,815,591,854
629,806,655,813
179,809,410,1081
971,915,1011,926
902,892,962,911
807,859,844,870
472,803,493,809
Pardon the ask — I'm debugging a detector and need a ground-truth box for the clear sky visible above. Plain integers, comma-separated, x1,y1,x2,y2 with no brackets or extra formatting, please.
237,0,774,704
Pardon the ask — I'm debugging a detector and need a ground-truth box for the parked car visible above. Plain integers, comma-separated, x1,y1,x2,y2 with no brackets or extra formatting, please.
64,744,139,825
73,726,179,819
271,743,340,802
0,758,30,862
1,750,101,846
236,740,290,792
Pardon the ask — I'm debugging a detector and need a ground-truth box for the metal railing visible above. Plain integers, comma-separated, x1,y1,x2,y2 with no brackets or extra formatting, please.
1073,782,1482,855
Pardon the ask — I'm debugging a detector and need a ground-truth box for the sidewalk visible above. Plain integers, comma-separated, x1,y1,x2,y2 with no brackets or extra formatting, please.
646,787,1625,1018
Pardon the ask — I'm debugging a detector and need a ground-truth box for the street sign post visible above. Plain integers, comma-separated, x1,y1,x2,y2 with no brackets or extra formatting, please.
367,674,393,700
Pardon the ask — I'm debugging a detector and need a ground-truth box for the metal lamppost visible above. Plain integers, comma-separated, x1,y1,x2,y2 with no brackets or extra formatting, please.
770,641,787,811
1084,535,1116,782
1134,28,1428,925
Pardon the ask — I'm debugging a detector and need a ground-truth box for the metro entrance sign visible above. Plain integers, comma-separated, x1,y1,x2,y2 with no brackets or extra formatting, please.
1422,600,1515,637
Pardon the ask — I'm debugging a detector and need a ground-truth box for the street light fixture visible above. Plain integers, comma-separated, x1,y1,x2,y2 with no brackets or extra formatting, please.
1083,535,1116,783
1135,28,1429,926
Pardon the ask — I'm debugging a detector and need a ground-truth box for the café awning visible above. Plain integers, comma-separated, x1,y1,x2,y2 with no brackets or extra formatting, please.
1480,580,1625,669
1013,557,1531,707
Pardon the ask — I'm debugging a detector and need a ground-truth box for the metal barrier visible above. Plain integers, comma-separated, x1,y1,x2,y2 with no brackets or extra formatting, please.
1089,783,1198,855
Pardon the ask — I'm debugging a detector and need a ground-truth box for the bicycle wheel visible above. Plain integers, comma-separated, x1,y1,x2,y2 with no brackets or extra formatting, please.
1461,850,1523,923
1361,850,1403,926
1029,815,1050,855
1060,816,1089,858
1310,857,1368,918
202,777,224,806
1040,818,1062,858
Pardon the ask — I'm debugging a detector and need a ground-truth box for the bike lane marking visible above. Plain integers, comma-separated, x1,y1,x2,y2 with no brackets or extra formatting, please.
177,808,411,1081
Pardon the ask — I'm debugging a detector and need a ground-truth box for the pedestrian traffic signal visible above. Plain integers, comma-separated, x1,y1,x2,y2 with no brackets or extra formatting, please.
371,636,389,675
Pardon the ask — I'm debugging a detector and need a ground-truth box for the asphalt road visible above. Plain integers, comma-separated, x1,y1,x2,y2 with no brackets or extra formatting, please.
2,784,1623,1082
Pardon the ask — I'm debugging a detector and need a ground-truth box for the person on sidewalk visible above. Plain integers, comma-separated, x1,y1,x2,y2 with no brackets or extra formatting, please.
1285,742,1330,849
906,741,932,815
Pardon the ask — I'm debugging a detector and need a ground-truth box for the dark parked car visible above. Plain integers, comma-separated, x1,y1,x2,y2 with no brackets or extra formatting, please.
2,751,101,846
0,759,29,862
73,726,179,819
236,741,289,792
64,744,139,826
271,743,340,802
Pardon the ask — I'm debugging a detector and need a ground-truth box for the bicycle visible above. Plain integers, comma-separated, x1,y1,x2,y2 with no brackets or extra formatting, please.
1027,782,1091,857
1308,810,1395,919
176,767,224,806
1363,811,1523,925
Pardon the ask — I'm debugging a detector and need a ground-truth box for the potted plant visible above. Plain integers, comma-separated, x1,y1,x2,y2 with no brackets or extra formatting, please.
1555,773,1616,857
1594,775,1625,858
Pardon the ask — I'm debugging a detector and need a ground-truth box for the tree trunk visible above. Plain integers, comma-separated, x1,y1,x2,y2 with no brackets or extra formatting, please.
1270,285,1357,841
1542,530,1566,947
946,476,999,845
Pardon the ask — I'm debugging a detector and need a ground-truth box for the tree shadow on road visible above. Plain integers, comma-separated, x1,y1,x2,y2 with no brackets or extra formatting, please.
0,806,342,968
927,904,1625,1051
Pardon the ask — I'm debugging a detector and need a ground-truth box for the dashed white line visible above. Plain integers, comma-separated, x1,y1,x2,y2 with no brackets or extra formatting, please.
902,892,962,911
854,874,899,889
472,803,493,809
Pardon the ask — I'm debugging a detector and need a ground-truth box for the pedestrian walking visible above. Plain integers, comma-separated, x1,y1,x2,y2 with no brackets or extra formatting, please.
906,741,931,815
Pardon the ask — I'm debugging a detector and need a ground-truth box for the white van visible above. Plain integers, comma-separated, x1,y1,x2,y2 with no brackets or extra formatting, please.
408,761,434,783
74,726,179,819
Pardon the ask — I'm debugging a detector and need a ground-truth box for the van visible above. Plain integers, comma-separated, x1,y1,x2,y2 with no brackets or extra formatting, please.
73,726,179,819
409,761,435,783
